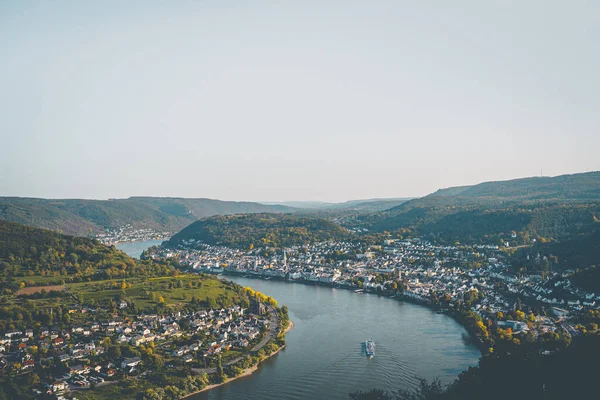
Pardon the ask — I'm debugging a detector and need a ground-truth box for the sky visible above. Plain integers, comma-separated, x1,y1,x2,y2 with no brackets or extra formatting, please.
1,1,599,202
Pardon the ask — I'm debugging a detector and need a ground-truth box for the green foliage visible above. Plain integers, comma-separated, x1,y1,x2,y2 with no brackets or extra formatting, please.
362,171,600,245
0,220,174,289
511,225,600,287
168,213,353,250
0,197,295,236
70,274,252,312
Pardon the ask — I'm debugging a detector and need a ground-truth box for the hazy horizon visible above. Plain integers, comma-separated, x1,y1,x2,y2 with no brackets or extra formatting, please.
1,169,597,203
2,1,599,202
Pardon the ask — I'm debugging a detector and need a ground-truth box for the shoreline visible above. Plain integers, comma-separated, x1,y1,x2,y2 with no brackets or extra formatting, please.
218,272,486,354
110,237,170,245
181,319,294,399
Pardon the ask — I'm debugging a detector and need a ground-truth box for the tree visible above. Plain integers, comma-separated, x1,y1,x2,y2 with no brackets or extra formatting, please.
515,310,525,321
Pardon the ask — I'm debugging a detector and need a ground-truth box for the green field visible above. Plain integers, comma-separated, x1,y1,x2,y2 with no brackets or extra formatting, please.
68,274,247,310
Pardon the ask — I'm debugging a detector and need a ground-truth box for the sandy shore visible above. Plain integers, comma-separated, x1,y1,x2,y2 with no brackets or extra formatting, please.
182,319,294,398
285,320,295,333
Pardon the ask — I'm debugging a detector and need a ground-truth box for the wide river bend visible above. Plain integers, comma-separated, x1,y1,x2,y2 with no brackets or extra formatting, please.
192,276,481,400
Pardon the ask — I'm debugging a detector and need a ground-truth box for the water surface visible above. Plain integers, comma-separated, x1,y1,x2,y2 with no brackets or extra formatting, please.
115,239,165,258
192,277,481,400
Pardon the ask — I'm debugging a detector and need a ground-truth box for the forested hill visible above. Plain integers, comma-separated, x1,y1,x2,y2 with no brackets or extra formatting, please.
361,171,600,244
0,220,172,289
166,213,353,250
0,196,296,236
428,171,600,200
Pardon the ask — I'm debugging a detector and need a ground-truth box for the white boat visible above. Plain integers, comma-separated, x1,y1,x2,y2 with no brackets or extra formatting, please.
365,340,376,358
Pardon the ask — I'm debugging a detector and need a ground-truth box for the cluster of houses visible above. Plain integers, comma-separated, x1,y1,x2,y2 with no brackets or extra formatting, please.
155,237,600,341
0,304,270,397
95,224,171,245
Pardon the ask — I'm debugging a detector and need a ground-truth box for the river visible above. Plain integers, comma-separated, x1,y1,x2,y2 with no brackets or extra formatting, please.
192,277,481,400
124,240,481,399
115,239,165,258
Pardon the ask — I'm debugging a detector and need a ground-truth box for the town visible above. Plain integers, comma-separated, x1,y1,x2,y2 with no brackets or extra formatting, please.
149,237,600,346
95,225,171,245
0,285,285,399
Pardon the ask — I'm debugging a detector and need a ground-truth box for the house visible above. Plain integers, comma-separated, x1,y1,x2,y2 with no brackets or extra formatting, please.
121,357,141,369
551,307,569,317
51,381,67,394
130,335,145,346
69,364,90,375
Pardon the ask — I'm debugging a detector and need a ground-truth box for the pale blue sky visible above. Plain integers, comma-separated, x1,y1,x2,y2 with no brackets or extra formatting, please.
1,1,599,202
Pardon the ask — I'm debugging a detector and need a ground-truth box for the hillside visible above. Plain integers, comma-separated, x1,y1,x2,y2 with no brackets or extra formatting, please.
429,171,600,200
0,196,295,236
509,223,600,288
263,198,412,213
362,171,600,244
322,198,412,212
167,213,353,250
0,220,172,289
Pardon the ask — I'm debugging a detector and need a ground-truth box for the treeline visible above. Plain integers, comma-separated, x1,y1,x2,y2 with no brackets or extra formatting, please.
167,213,353,250
510,223,600,287
0,196,294,236
365,199,600,246
0,220,177,291
0,302,73,333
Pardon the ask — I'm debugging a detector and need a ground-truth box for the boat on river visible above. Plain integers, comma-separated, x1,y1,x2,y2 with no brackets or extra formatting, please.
365,340,376,358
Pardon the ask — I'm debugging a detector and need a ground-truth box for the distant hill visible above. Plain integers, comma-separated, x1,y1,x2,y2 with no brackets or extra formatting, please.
363,171,600,244
429,171,600,200
263,198,412,213
261,201,333,209
166,213,353,250
0,196,296,236
323,198,412,212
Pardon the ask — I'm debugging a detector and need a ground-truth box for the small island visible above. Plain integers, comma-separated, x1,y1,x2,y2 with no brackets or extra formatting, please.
0,221,291,400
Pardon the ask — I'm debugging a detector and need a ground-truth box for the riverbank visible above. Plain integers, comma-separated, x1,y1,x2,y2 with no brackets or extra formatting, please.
213,271,486,355
114,239,169,258
182,320,294,399
110,237,170,244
